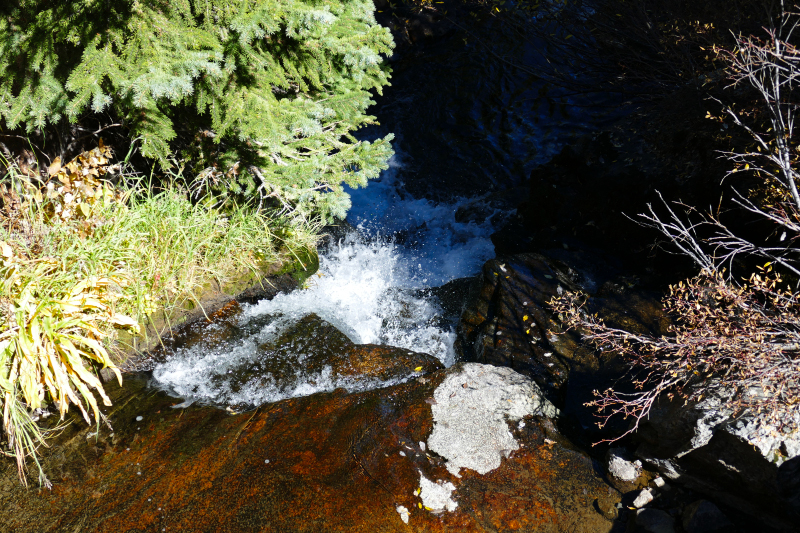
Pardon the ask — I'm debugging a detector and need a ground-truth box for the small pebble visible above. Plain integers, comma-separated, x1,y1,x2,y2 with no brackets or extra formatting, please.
137,472,142,476
136,416,143,422
633,488,653,508
396,505,410,524
653,476,665,488
399,451,406,457
265,459,270,464
419,441,426,451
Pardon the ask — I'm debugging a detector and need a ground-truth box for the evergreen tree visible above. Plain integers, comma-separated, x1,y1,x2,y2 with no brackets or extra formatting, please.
0,0,394,220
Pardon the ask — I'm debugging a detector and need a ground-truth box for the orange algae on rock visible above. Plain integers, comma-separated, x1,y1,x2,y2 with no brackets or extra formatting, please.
0,364,619,533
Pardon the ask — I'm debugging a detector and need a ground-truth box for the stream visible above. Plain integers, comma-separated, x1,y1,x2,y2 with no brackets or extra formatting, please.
150,10,612,408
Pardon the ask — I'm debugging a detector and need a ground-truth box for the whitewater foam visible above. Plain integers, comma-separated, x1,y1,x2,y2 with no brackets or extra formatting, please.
152,153,501,408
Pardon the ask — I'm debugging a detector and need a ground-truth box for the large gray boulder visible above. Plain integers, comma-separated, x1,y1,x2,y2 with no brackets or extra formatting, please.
635,388,799,531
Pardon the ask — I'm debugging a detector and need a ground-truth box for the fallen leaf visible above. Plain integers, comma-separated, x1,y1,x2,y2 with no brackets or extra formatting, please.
48,157,62,177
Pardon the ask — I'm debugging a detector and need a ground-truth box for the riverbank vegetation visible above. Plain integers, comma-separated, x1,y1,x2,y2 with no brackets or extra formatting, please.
0,0,394,485
0,143,317,485
549,1,800,440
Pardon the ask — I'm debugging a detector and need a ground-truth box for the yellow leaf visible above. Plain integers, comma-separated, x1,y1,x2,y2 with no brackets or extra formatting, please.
48,157,62,177
74,335,110,364
0,241,12,258
68,278,92,298
523,315,528,321
109,313,140,331
414,366,423,371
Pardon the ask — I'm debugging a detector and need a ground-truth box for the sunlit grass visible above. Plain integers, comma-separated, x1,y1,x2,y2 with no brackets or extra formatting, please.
0,149,318,486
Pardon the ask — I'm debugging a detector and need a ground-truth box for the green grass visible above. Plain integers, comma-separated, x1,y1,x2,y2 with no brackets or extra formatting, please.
0,156,318,486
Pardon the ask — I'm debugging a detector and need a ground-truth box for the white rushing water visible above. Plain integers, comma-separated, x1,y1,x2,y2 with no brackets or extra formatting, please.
152,153,501,406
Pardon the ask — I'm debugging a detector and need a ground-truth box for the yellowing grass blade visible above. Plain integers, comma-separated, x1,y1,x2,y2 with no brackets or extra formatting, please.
68,279,92,299
73,379,101,422
17,355,41,409
68,376,92,424
69,335,113,371
109,313,139,331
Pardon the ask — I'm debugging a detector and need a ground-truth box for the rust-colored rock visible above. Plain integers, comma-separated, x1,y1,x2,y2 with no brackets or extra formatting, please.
0,367,619,532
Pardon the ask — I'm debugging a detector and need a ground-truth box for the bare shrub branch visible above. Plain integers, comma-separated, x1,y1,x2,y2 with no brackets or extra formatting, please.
550,4,800,441
715,1,800,209
552,269,800,441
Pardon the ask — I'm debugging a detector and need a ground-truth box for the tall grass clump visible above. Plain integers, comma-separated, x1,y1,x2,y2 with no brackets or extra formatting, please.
0,143,317,486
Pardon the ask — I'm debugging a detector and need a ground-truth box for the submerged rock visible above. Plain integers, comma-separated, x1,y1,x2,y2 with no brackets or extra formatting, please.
634,508,676,533
0,365,621,532
150,311,443,408
681,500,733,533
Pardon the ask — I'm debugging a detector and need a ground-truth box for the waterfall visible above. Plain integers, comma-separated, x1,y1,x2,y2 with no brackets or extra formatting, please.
151,152,501,407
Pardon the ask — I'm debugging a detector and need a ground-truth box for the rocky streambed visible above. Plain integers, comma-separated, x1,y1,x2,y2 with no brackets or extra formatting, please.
2,4,799,533
0,299,618,533
2,238,795,532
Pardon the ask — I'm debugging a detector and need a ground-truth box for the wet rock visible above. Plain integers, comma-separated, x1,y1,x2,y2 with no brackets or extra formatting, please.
262,314,442,383
456,250,666,434
455,252,581,400
415,276,479,325
681,500,733,533
634,508,675,533
151,312,443,407
0,365,621,532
